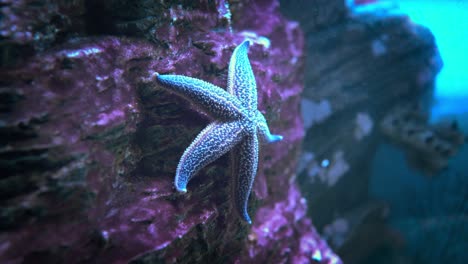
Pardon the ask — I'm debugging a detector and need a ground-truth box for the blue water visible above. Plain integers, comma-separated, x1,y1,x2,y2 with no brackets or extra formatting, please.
395,0,468,122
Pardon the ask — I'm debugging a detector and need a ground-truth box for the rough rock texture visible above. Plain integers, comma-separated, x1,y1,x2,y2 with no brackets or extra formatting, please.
280,1,461,263
237,185,341,264
299,2,443,227
0,0,340,263
381,104,465,175
0,0,86,67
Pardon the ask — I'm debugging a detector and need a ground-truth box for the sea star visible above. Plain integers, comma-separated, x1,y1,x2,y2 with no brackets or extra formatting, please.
153,40,282,224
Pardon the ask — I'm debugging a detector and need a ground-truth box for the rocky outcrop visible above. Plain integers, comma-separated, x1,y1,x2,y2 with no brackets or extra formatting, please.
0,0,86,67
381,104,464,175
295,1,441,228
299,3,444,224
0,1,340,263
280,1,463,263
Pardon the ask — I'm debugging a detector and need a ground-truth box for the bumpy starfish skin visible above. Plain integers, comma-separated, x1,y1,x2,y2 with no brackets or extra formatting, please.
154,40,282,224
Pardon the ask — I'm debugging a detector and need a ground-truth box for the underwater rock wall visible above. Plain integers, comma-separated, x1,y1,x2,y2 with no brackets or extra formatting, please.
299,2,442,226
280,1,464,263
0,0,87,67
0,0,340,263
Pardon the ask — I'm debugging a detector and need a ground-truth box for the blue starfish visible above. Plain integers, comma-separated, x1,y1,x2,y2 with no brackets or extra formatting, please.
153,40,282,224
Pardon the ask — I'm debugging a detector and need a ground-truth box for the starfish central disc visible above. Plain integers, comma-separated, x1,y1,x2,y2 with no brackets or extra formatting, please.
154,40,283,224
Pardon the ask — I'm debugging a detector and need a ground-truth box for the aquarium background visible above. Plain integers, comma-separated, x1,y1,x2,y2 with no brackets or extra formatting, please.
369,0,468,263
290,0,467,263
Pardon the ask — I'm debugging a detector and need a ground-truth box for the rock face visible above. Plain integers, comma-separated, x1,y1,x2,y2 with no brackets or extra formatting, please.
0,0,86,67
1,0,340,263
380,104,464,175
299,3,444,228
280,1,464,263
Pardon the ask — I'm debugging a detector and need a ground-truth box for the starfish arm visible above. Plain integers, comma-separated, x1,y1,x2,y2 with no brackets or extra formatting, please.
175,121,244,193
256,111,283,143
227,40,258,110
155,73,245,120
231,133,259,224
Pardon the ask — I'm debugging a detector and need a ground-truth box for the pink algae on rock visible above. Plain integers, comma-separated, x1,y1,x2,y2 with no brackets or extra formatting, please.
0,1,341,263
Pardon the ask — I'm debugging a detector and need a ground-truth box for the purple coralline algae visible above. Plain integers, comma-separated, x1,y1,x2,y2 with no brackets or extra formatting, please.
0,0,341,263
238,185,341,264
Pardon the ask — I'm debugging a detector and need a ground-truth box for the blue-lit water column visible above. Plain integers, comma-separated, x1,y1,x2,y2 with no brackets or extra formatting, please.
395,0,468,125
